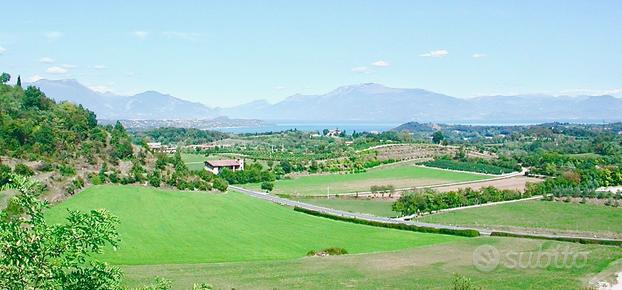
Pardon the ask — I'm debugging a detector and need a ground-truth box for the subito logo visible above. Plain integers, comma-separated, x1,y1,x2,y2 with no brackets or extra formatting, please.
472,245,500,272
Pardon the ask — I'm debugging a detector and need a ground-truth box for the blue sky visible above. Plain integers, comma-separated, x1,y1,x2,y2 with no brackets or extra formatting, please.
1,0,621,106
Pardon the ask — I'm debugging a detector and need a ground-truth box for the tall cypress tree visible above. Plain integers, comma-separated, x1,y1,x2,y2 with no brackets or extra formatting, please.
16,75,21,87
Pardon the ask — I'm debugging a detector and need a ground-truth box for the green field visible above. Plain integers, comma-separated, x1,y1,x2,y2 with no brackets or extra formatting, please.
121,237,622,289
418,200,622,237
293,197,398,217
46,185,460,265
245,165,491,196
179,153,208,171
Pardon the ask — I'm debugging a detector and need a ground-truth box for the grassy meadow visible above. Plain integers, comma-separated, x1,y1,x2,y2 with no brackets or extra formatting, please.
121,237,622,289
245,165,491,196
46,185,461,265
418,200,622,237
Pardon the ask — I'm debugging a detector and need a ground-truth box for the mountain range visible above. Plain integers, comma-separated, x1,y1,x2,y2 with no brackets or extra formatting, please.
30,79,622,123
29,79,218,120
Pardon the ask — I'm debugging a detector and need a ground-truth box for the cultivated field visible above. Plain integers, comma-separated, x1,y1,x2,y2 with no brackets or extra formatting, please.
46,185,460,265
433,175,542,192
121,237,622,289
418,200,622,239
245,165,491,196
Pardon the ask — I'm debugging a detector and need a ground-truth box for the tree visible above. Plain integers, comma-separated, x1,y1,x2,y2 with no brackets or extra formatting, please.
280,160,293,174
0,72,10,84
148,170,161,187
212,177,228,192
0,174,122,289
432,131,444,144
261,181,274,192
16,75,21,88
110,121,133,160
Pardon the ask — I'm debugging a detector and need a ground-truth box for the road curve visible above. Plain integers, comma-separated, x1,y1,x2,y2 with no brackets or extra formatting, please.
230,185,491,235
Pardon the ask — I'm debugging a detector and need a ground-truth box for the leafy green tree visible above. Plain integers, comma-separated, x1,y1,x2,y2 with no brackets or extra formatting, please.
0,174,122,289
280,160,293,174
0,72,10,84
212,177,228,192
148,170,161,187
110,121,133,160
261,181,274,192
432,131,444,144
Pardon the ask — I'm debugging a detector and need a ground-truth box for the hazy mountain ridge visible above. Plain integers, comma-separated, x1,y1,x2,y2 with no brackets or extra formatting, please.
30,79,218,120
225,83,622,122
30,80,622,122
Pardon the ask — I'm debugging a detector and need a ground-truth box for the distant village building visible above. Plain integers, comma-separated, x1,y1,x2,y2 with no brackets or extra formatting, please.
147,142,177,154
185,144,218,151
204,159,245,174
325,129,342,137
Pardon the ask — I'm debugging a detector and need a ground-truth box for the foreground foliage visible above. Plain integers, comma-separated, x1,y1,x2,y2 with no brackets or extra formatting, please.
0,174,122,289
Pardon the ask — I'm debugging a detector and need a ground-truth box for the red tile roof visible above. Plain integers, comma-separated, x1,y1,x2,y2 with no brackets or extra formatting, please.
206,159,242,167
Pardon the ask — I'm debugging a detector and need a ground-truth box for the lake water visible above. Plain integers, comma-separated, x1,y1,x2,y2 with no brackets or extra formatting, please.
216,122,400,134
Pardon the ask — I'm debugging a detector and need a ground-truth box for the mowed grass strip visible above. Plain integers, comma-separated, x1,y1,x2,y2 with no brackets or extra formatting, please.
245,165,491,196
418,200,622,236
293,197,398,217
46,185,461,265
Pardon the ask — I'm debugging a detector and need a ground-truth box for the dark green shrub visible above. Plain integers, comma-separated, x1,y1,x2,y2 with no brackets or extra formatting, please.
212,177,228,192
14,163,34,176
59,164,76,176
261,181,274,192
293,207,479,237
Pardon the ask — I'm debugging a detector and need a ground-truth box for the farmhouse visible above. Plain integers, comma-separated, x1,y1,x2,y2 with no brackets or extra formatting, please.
204,159,245,174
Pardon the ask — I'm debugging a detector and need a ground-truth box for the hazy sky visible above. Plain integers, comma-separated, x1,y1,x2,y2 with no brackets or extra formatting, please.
1,1,621,106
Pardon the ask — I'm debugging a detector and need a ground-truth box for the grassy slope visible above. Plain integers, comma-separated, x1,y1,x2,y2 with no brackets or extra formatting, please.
418,200,622,235
245,165,490,195
121,237,622,289
46,185,460,265
293,197,398,217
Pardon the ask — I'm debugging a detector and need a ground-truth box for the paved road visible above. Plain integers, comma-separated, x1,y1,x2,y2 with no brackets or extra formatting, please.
230,185,491,235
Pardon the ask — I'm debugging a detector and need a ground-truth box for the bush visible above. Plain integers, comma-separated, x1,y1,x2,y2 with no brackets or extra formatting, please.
14,163,34,176
212,177,228,192
148,170,161,187
306,247,348,256
59,164,76,176
0,164,12,186
293,207,480,237
260,181,274,192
